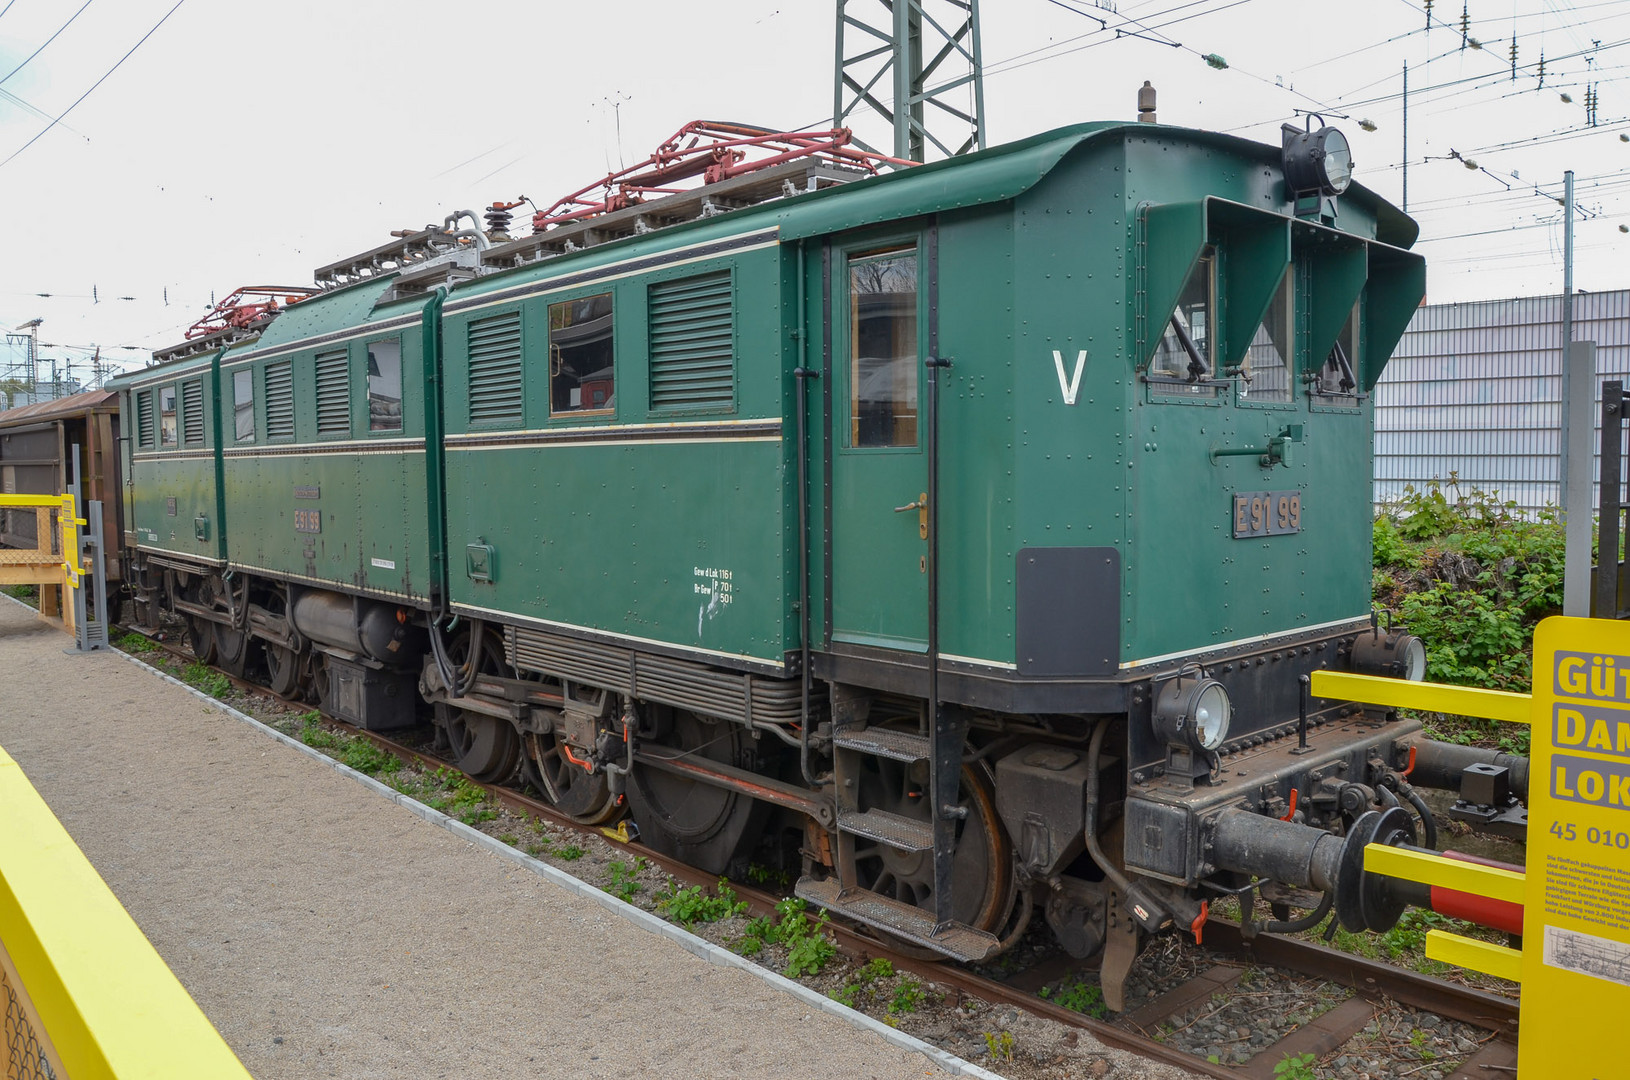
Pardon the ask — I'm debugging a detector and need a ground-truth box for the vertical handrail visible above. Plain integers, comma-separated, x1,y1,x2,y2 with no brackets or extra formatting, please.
1599,380,1624,619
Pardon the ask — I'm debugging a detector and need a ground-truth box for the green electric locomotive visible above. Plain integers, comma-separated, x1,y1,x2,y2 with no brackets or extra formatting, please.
110,118,1524,1007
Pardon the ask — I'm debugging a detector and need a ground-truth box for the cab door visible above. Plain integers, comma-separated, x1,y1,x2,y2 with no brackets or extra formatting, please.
829,239,929,651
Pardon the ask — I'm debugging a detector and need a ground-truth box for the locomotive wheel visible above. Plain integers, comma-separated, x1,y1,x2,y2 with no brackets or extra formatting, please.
524,731,619,825
438,627,520,783
186,616,217,665
259,589,304,698
264,643,302,698
309,653,334,712
444,709,522,783
852,754,1014,941
627,709,766,875
215,622,259,680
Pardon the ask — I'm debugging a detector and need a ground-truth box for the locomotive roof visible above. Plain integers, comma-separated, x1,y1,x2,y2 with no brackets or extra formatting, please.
128,120,1419,371
105,347,217,391
448,120,1416,301
765,120,1417,247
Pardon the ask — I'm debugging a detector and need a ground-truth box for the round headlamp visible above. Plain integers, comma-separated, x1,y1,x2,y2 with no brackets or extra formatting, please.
1350,631,1427,681
1400,635,1427,681
1282,122,1353,196
1153,677,1234,751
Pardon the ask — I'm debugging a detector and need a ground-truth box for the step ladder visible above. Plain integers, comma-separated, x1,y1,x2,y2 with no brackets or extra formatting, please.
795,708,999,963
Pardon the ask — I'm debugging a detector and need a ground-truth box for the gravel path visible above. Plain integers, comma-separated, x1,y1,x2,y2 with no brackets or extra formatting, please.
0,601,969,1079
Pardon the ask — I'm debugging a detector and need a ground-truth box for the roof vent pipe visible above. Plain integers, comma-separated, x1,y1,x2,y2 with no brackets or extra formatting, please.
1138,81,1157,123
443,210,491,250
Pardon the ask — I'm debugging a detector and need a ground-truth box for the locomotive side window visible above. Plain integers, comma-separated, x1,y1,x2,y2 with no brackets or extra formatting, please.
367,340,403,432
233,369,254,442
1240,272,1293,403
159,385,178,447
848,247,918,448
1148,248,1216,397
549,292,615,415
1315,299,1362,405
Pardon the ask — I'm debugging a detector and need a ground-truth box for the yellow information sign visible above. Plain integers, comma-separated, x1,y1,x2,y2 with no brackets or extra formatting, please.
1523,616,1630,1079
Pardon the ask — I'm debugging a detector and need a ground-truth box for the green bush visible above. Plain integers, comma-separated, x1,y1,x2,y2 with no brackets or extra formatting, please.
1374,478,1567,693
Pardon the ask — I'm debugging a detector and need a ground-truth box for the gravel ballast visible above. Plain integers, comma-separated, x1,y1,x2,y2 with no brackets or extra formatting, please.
0,599,984,1079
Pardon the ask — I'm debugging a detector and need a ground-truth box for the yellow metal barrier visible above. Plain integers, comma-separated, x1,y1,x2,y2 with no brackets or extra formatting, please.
0,746,252,1079
1324,619,1630,1078
0,494,83,634
1309,669,1531,725
1422,929,1523,982
1362,844,1525,905
1324,670,1535,983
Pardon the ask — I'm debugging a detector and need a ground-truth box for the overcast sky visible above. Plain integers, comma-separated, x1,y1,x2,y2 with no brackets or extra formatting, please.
1,0,1627,382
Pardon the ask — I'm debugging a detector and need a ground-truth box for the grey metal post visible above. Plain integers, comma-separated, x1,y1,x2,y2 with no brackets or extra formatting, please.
65,443,109,652
1402,63,1408,213
1559,171,1575,509
69,444,87,642
893,0,918,161
80,499,109,651
1564,341,1597,618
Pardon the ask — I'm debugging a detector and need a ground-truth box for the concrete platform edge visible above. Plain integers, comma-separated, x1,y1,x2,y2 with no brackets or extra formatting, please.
60,624,1002,1080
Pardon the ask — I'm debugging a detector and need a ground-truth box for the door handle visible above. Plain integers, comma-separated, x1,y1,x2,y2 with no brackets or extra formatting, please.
894,493,929,540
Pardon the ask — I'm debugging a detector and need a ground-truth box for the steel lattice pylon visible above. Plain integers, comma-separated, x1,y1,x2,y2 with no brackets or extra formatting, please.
834,0,986,163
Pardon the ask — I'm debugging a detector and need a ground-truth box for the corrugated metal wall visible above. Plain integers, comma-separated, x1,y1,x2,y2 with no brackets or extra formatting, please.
1374,290,1630,512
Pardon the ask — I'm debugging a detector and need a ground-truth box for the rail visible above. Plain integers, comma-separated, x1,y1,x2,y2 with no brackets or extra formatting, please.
0,744,251,1079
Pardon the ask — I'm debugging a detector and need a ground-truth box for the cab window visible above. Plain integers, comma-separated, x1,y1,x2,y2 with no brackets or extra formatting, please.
1149,248,1216,397
848,246,919,448
549,293,614,415
1315,300,1362,405
233,369,255,441
159,385,178,446
367,340,403,432
1240,272,1293,403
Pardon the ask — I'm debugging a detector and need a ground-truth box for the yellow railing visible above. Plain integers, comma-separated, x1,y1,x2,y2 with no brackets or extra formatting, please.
0,494,82,634
0,746,251,1079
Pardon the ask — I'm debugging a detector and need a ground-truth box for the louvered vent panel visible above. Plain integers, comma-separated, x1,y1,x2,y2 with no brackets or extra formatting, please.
136,390,154,447
315,350,350,435
467,312,524,425
266,361,294,439
649,272,734,410
181,380,204,446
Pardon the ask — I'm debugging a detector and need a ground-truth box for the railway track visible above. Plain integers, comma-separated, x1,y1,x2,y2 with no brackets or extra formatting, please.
124,626,1522,1080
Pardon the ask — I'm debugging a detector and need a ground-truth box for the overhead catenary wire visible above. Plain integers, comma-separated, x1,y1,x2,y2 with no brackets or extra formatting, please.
0,0,188,171
0,0,97,86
